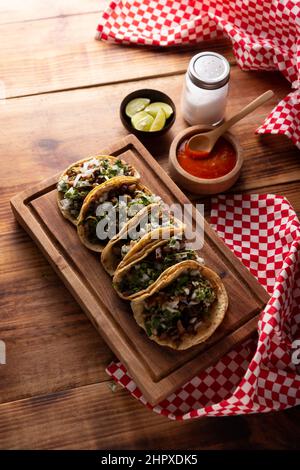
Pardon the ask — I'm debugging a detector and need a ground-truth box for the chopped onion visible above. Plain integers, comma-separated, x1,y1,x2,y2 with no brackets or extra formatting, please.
73,174,82,187
60,198,72,210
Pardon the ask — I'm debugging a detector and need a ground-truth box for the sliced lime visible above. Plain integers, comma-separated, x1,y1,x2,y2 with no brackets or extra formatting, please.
125,98,151,118
131,111,154,131
149,108,166,132
145,102,173,119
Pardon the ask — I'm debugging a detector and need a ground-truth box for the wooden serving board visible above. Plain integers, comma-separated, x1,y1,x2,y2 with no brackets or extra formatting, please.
11,134,269,405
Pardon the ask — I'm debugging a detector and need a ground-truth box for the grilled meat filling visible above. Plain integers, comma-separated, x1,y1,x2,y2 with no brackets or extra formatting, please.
58,158,136,218
82,184,160,244
143,269,216,345
117,238,203,296
112,210,176,263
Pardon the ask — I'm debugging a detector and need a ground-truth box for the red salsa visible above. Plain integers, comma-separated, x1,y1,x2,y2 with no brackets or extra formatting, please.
177,137,237,179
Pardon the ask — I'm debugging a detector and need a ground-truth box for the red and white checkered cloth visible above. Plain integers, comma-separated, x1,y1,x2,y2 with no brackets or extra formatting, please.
106,194,300,419
96,0,300,149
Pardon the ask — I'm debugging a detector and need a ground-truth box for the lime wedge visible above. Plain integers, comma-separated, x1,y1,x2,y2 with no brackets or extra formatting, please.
149,108,166,132
145,102,173,119
125,98,151,118
131,111,154,131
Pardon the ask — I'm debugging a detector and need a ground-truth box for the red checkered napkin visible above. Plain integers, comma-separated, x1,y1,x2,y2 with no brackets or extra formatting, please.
106,194,300,419
96,1,300,149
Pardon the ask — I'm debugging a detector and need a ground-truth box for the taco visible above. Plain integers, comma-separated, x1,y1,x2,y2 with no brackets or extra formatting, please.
77,176,161,252
101,204,183,276
57,155,139,225
131,260,228,350
113,233,204,300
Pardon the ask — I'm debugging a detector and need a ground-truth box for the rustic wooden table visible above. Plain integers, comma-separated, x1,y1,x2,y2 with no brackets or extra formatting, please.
0,0,299,450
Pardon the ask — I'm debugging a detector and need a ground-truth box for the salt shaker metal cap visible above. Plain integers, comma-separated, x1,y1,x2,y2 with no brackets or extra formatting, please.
188,52,230,90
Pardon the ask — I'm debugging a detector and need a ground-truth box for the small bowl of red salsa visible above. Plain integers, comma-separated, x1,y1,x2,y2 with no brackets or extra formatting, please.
169,125,243,195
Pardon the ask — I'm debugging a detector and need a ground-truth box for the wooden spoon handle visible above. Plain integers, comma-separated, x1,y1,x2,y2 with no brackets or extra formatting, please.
213,90,274,139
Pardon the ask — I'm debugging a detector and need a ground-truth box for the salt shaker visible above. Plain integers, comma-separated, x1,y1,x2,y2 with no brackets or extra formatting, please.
181,52,230,126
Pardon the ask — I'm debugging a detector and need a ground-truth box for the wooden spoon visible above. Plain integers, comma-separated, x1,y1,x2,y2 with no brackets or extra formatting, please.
187,90,274,159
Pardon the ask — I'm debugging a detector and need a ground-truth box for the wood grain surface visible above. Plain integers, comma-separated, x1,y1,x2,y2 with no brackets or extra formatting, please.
0,0,299,450
0,14,233,98
11,135,269,404
0,0,104,24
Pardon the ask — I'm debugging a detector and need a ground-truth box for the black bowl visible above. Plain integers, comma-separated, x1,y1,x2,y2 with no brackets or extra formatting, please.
120,88,176,138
